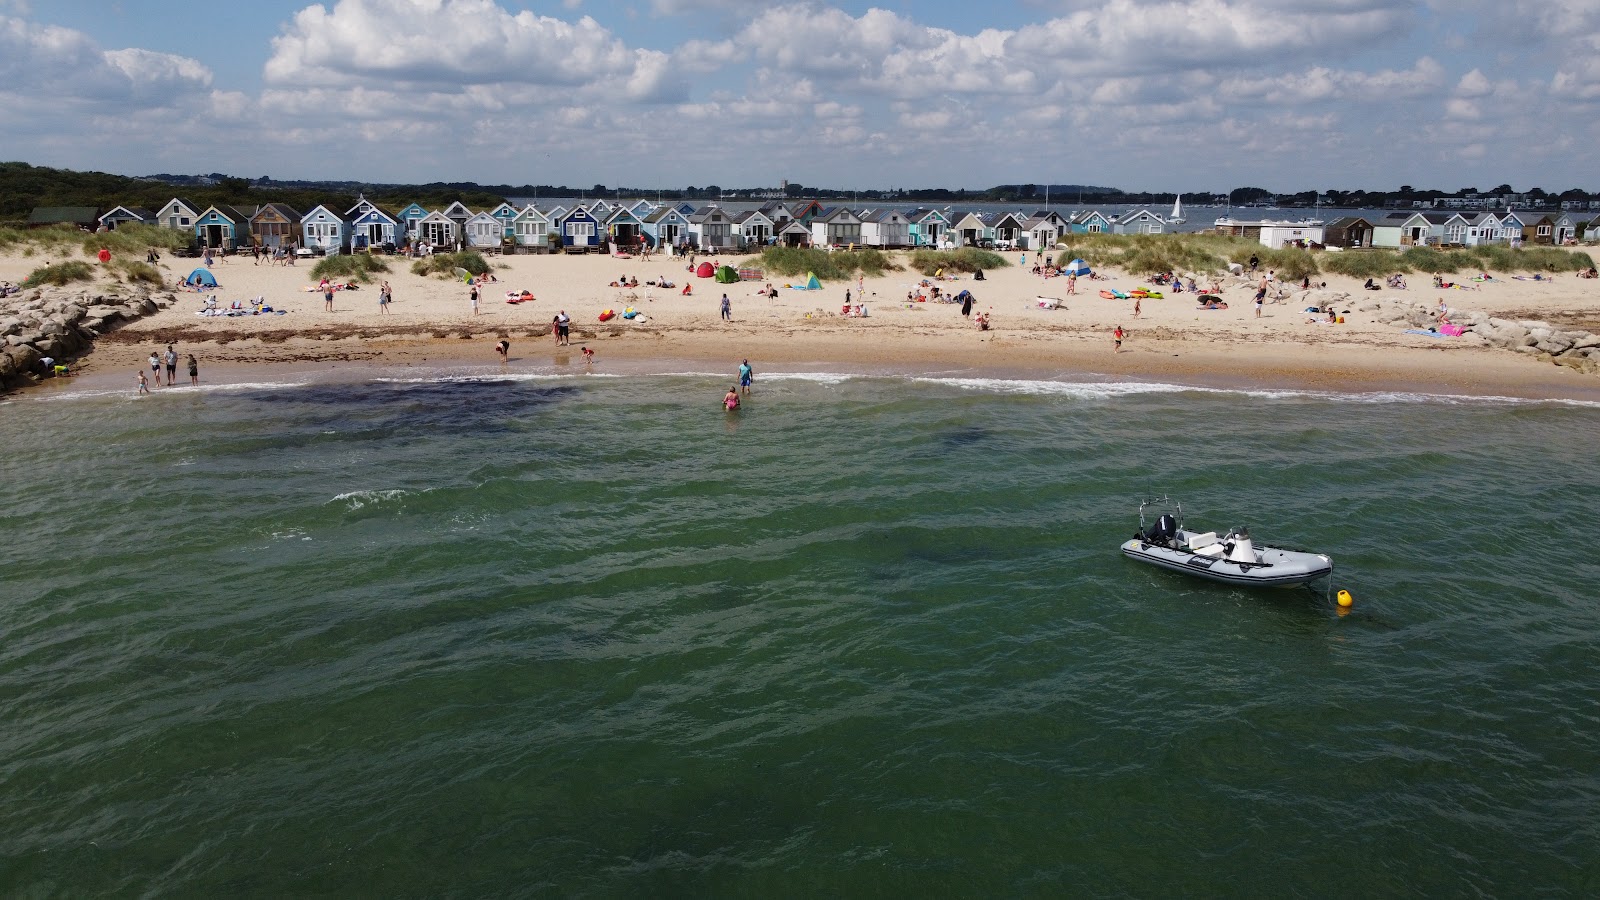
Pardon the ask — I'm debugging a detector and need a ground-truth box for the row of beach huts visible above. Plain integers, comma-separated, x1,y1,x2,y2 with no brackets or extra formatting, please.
53,197,1198,254
33,197,1598,254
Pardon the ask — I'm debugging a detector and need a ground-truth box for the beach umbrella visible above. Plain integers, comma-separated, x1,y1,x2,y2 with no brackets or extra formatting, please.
1064,258,1092,276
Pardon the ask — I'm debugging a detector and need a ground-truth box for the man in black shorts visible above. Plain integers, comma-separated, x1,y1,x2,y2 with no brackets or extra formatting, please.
163,345,178,384
556,310,571,346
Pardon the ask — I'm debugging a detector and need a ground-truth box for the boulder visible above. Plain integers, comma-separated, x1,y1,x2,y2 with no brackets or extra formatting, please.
1573,334,1600,351
5,343,41,372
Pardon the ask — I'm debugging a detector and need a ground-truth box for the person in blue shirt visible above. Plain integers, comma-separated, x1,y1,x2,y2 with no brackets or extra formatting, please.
738,359,753,396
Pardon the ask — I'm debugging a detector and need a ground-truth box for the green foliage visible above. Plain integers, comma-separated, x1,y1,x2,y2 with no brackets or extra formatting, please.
1399,247,1470,274
411,251,491,278
312,253,392,283
0,223,84,255
22,260,94,287
83,223,191,257
750,247,901,280
907,248,1008,275
111,260,165,285
1319,252,1407,278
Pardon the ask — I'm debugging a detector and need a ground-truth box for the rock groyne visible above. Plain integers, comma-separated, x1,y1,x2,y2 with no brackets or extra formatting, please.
1,286,175,393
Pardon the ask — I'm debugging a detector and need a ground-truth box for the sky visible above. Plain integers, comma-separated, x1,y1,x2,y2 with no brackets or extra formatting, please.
1,0,1597,193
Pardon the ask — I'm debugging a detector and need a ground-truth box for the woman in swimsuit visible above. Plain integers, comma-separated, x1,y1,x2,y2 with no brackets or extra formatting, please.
723,387,740,411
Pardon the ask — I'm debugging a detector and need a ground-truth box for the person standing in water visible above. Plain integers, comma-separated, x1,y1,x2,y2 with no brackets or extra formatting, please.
186,354,199,385
738,359,753,395
723,386,740,410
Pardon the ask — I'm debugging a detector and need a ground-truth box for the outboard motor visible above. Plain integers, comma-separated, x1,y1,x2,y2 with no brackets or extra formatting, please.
1145,513,1178,546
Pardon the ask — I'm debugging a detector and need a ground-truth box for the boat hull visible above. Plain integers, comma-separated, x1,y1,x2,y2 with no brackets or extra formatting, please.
1120,539,1331,587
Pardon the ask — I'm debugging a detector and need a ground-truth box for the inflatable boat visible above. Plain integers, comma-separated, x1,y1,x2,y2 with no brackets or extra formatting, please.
1120,496,1332,587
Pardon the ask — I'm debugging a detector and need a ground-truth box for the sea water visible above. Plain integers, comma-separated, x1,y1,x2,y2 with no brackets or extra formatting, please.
1,371,1597,895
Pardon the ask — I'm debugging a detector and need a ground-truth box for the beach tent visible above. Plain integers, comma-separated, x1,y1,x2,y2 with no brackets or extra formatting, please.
803,271,821,290
185,268,218,287
1063,258,1091,277
714,265,739,283
695,261,715,278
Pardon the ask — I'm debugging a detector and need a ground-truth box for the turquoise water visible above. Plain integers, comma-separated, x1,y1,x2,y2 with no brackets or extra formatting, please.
2,371,1598,895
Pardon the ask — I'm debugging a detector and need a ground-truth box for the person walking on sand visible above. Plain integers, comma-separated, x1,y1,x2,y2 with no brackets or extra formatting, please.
720,293,732,321
1067,272,1077,294
379,280,391,313
187,354,198,385
1133,298,1141,318
1113,324,1125,352
148,351,162,386
1254,293,1263,318
163,345,178,384
738,358,753,395
470,283,480,316
324,282,335,312
137,369,150,395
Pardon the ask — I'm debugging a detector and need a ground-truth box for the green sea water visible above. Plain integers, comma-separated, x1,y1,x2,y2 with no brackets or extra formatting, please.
1,370,1598,896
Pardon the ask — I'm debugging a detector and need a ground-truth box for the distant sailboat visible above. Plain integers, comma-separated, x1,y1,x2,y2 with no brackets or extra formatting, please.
1168,196,1185,224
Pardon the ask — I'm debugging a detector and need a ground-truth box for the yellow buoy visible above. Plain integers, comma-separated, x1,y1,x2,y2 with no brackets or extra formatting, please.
1336,589,1354,608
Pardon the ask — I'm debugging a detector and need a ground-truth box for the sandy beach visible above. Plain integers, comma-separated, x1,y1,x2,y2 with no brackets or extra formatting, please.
6,247,1600,401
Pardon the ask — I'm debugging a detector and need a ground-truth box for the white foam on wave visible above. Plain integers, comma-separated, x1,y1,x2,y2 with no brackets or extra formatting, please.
371,371,621,385
912,376,1600,409
24,379,316,403
329,488,411,510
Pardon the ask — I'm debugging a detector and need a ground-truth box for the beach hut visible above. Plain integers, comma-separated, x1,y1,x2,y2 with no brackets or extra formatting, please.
396,202,429,241
733,209,775,248
860,209,911,248
487,202,519,240
155,198,201,230
462,211,502,249
512,205,552,252
1322,216,1373,249
605,205,647,250
1498,211,1527,247
300,204,350,254
950,211,994,247
1395,212,1449,247
194,205,250,250
249,203,302,249
992,211,1029,248
1552,213,1577,245
559,205,601,253
758,200,797,229
625,199,656,218
545,204,570,224
586,199,614,221
98,206,152,231
1441,213,1471,247
811,207,863,248
1462,212,1503,246
1370,212,1409,249
688,205,738,251
1112,208,1166,235
348,205,399,251
25,206,97,230
776,218,811,247
415,210,458,248
1257,219,1326,248
440,201,473,232
1067,210,1111,235
644,205,691,251
1024,210,1068,250
907,208,951,247
1519,213,1556,245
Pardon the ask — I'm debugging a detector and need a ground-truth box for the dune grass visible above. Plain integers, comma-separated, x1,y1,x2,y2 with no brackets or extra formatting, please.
411,251,491,279
312,253,392,283
110,259,165,285
1,224,85,257
22,260,95,287
907,248,1007,275
1319,252,1404,279
750,247,901,280
83,223,191,258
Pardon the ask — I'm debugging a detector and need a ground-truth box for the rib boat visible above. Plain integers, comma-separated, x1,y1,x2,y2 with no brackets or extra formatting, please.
1120,497,1332,587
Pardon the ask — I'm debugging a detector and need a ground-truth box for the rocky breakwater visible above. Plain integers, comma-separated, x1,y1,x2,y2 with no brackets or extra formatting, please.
1356,296,1600,375
1,286,175,393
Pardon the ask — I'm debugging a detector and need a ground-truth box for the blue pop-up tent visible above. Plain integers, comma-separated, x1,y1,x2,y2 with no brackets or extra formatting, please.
185,267,218,287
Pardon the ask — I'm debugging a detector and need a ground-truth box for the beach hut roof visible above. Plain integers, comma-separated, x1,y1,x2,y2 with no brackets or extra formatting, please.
28,206,99,227
251,202,302,222
203,204,251,224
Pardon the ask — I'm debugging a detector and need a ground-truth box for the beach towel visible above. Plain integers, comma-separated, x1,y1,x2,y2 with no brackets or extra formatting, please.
1403,328,1448,337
